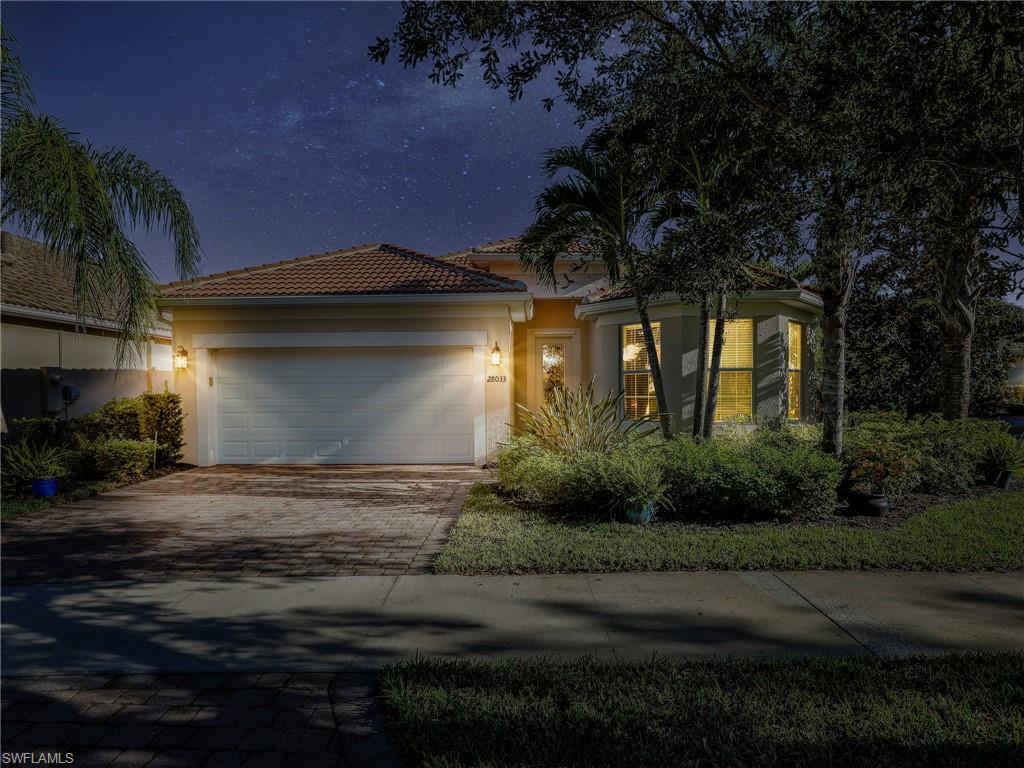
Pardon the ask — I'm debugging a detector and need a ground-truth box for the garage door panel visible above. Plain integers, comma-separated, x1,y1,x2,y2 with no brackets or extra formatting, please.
214,347,476,463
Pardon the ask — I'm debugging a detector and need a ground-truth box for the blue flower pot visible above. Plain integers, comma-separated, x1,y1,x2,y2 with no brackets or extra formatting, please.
626,502,655,524
31,477,58,498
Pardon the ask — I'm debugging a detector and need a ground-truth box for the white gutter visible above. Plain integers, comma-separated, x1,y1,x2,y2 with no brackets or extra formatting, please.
0,302,172,339
574,289,823,320
156,292,534,321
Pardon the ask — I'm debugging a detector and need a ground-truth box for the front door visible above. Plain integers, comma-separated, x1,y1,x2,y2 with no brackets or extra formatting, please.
528,331,580,409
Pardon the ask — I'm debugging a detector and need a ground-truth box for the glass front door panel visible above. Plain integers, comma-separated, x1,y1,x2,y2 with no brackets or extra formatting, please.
540,343,566,404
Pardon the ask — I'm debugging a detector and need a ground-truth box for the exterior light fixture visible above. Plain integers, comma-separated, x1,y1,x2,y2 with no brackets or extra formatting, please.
173,345,189,370
622,343,640,363
490,342,502,366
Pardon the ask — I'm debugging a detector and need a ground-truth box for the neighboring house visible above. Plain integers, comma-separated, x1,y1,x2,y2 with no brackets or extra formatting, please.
159,237,821,466
0,231,173,423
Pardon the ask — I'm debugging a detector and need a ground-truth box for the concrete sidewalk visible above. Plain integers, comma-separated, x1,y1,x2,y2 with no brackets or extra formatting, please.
3,571,1021,675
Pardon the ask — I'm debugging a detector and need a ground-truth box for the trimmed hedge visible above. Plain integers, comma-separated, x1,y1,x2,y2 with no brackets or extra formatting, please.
499,426,840,521
77,438,157,483
659,429,841,520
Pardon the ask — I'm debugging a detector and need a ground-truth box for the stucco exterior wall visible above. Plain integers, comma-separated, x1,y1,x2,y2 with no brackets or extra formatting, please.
511,298,590,427
1,319,173,420
169,303,518,465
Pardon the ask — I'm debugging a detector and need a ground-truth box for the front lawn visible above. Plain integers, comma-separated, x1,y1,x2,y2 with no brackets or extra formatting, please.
435,484,1024,573
381,653,1024,768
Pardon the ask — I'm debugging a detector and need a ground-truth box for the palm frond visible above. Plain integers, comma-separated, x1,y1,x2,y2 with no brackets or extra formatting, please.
0,25,35,119
1,113,160,366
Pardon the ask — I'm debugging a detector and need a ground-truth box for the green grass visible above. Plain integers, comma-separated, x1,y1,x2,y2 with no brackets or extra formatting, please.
1,481,114,520
435,484,1024,573
381,653,1024,768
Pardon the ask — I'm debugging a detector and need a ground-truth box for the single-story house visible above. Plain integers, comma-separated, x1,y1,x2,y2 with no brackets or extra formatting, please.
0,231,173,424
159,238,822,466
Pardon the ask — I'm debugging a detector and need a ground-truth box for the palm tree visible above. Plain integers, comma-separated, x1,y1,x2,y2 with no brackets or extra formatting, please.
519,134,673,438
1,27,200,365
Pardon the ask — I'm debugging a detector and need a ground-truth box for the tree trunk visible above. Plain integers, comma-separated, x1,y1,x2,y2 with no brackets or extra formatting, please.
635,294,672,439
702,290,728,438
934,198,982,420
940,329,972,419
692,295,710,436
819,298,848,457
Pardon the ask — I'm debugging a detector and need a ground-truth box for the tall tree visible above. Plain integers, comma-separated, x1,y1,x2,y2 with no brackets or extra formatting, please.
1,27,201,364
519,133,674,437
889,4,1024,418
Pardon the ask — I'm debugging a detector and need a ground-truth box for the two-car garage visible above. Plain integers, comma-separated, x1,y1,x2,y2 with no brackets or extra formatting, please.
212,346,477,464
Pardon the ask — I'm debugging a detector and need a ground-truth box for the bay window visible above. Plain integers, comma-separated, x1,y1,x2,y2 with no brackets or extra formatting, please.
707,318,754,422
622,322,661,419
788,321,803,420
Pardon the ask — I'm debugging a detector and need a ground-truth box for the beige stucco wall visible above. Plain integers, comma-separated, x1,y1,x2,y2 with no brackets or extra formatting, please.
1,321,172,372
582,297,821,432
168,302,519,465
511,298,590,428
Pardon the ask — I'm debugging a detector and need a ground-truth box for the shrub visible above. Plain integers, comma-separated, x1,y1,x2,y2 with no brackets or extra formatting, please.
77,438,157,483
598,448,669,516
94,397,145,440
660,429,841,520
138,391,185,466
978,430,1024,478
3,417,72,449
497,436,604,513
845,412,1004,494
2,442,71,490
516,381,651,454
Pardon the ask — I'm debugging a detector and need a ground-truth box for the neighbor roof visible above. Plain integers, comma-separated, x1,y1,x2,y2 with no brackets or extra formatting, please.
160,243,528,300
440,236,592,267
0,231,120,321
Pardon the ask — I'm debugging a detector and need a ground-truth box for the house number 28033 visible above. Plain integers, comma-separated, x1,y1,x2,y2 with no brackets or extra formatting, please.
487,375,507,383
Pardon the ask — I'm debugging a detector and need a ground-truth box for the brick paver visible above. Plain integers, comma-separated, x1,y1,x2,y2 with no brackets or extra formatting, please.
1,672,351,767
1,465,478,584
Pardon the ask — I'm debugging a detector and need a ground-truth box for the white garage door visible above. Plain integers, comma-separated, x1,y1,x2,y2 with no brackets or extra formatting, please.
213,347,476,463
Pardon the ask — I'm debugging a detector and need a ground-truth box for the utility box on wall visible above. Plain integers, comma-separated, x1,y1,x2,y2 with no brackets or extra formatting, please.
41,367,66,414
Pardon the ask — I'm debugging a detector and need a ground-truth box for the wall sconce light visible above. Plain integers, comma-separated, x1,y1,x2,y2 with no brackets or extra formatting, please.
173,345,189,370
490,342,502,366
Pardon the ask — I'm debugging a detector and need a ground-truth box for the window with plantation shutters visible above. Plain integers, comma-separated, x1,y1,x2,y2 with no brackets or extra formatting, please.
707,318,754,421
621,323,661,420
788,321,802,420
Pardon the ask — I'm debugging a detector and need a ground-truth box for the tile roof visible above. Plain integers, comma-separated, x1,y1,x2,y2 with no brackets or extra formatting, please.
160,243,528,299
0,231,120,321
440,236,592,263
581,266,809,305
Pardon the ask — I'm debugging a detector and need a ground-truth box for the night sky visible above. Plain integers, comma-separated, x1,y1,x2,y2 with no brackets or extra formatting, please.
3,1,584,282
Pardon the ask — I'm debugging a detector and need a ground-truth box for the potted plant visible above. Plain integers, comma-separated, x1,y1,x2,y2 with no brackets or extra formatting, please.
981,432,1024,489
845,447,919,516
3,442,70,498
604,450,669,524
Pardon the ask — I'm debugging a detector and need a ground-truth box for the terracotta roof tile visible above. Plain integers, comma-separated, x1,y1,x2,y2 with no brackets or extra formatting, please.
441,236,591,262
160,243,527,299
581,266,809,305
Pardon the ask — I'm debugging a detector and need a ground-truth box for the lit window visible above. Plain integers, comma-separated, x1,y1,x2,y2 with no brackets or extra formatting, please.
788,321,802,420
707,318,754,421
622,323,661,419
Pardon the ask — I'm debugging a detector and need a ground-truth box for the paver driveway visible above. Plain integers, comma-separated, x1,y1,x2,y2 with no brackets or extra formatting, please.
1,465,480,585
